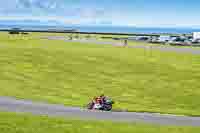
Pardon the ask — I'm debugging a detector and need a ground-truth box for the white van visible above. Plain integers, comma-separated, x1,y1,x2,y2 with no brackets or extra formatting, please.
158,35,170,42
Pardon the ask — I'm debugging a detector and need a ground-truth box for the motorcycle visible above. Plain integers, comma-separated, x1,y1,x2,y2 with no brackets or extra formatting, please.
87,97,114,111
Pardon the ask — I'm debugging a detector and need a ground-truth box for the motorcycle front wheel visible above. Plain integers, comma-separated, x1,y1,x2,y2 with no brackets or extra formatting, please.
103,104,112,111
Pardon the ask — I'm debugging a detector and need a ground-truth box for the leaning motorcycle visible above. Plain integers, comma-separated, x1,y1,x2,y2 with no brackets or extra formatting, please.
87,97,114,111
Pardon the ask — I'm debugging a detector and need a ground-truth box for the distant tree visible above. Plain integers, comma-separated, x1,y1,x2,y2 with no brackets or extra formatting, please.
9,31,19,34
9,28,20,35
21,32,29,35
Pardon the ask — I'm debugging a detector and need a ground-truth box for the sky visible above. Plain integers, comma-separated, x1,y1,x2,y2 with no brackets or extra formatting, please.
0,0,200,27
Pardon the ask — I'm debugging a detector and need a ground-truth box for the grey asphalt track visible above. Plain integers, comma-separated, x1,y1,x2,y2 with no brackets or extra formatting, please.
43,36,123,46
1,96,200,126
44,36,200,55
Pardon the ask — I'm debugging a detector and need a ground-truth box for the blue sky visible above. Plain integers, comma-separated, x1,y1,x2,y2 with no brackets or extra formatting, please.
0,0,200,27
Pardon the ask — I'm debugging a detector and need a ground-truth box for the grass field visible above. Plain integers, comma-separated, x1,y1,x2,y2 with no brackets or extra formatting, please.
0,111,200,133
0,32,200,116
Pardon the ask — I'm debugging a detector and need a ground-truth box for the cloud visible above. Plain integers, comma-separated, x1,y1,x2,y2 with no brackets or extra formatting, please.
18,0,32,8
16,0,57,9
0,0,114,26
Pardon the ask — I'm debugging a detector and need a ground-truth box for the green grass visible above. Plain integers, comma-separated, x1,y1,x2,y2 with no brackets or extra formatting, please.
0,32,200,116
0,111,200,133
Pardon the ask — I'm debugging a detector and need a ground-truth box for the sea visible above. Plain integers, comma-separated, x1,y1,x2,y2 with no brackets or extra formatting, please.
0,24,200,34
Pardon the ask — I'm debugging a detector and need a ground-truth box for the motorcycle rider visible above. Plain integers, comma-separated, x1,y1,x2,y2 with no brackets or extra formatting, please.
96,96,103,104
100,94,106,103
88,94,113,111
91,95,105,105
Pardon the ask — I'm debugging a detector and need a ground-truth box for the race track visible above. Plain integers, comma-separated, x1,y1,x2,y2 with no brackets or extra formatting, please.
0,96,200,126
2,37,199,126
44,36,200,55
